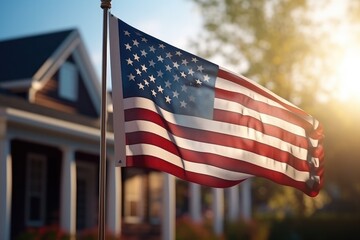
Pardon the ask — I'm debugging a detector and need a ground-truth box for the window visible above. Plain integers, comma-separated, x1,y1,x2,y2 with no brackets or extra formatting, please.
59,61,78,101
25,153,47,227
124,175,145,223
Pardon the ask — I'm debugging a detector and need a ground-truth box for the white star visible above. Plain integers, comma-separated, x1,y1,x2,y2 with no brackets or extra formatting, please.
143,79,149,86
195,79,202,85
166,52,173,59
141,37,148,42
141,64,147,72
175,51,182,56
180,71,187,78
133,54,140,61
165,65,172,72
203,74,210,82
181,85,187,92
149,75,156,83
126,58,133,65
165,80,172,88
149,60,155,67
172,90,179,98
159,43,165,49
135,68,142,76
125,43,132,50
157,70,164,78
165,96,171,103
173,75,180,82
138,82,144,90
192,57,199,63
197,65,204,72
124,30,131,36
149,46,156,52
173,62,179,69
128,73,135,81
151,89,157,96
181,59,188,66
140,50,148,57
188,68,194,76
189,95,195,102
133,39,139,47
157,55,164,62
157,85,164,93
180,100,187,108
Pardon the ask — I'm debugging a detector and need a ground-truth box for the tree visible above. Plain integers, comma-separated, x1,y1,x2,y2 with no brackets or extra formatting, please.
190,0,351,218
190,0,332,107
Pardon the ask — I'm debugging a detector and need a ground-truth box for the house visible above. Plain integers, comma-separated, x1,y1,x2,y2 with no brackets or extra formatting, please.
0,29,167,239
0,29,252,240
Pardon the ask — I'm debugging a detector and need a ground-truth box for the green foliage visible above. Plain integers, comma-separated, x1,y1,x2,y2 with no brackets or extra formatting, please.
224,219,269,240
16,226,69,240
191,0,360,219
191,0,331,105
176,217,219,240
16,226,120,240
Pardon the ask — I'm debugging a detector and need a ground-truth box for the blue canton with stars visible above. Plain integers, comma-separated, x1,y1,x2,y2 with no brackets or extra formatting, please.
117,19,219,119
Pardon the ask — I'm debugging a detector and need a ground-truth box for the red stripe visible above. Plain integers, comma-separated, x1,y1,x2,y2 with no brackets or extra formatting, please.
126,154,321,197
125,108,310,168
127,155,244,188
215,87,313,131
126,130,311,173
218,69,309,117
213,108,308,148
126,107,309,154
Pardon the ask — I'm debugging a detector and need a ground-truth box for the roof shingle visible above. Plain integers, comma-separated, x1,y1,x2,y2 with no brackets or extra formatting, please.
0,29,74,82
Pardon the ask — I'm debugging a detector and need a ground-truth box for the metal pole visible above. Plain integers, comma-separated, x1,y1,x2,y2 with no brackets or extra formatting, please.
99,1,111,239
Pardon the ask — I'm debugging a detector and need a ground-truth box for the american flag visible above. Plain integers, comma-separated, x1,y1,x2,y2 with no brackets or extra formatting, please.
109,15,324,197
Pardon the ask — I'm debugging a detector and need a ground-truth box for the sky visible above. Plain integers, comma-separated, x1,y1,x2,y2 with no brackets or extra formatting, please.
0,0,202,81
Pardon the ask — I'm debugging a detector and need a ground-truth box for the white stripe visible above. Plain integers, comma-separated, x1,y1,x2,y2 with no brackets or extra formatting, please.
126,119,308,161
216,74,320,129
124,97,308,158
214,74,319,147
217,68,301,111
126,143,318,183
126,120,310,180
127,143,252,181
214,98,305,136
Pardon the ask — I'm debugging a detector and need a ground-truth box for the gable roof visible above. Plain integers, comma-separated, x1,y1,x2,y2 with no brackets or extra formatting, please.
0,29,107,116
0,29,73,82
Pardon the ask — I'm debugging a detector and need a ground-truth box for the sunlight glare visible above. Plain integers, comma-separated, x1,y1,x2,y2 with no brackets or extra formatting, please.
336,48,360,101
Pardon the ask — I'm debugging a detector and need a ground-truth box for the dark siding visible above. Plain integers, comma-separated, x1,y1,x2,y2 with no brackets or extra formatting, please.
34,56,98,118
10,139,62,239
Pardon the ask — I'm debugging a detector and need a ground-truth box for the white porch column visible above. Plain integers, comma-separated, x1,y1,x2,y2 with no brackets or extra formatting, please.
227,185,240,222
107,157,122,237
240,179,252,221
212,188,224,236
162,173,175,240
0,138,12,240
189,182,201,223
60,147,76,237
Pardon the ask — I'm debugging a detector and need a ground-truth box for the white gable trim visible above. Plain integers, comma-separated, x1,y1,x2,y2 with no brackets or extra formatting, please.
32,31,80,86
29,30,106,115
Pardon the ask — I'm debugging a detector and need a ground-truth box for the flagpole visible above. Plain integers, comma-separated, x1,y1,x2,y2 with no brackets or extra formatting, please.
99,1,111,240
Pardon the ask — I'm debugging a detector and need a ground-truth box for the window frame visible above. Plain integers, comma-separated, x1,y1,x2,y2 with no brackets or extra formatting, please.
25,153,47,227
59,61,79,101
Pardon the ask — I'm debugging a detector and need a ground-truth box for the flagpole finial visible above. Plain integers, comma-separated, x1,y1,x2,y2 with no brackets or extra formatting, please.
101,0,111,9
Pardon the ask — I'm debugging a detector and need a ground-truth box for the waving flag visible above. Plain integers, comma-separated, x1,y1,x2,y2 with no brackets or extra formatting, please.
109,15,324,197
